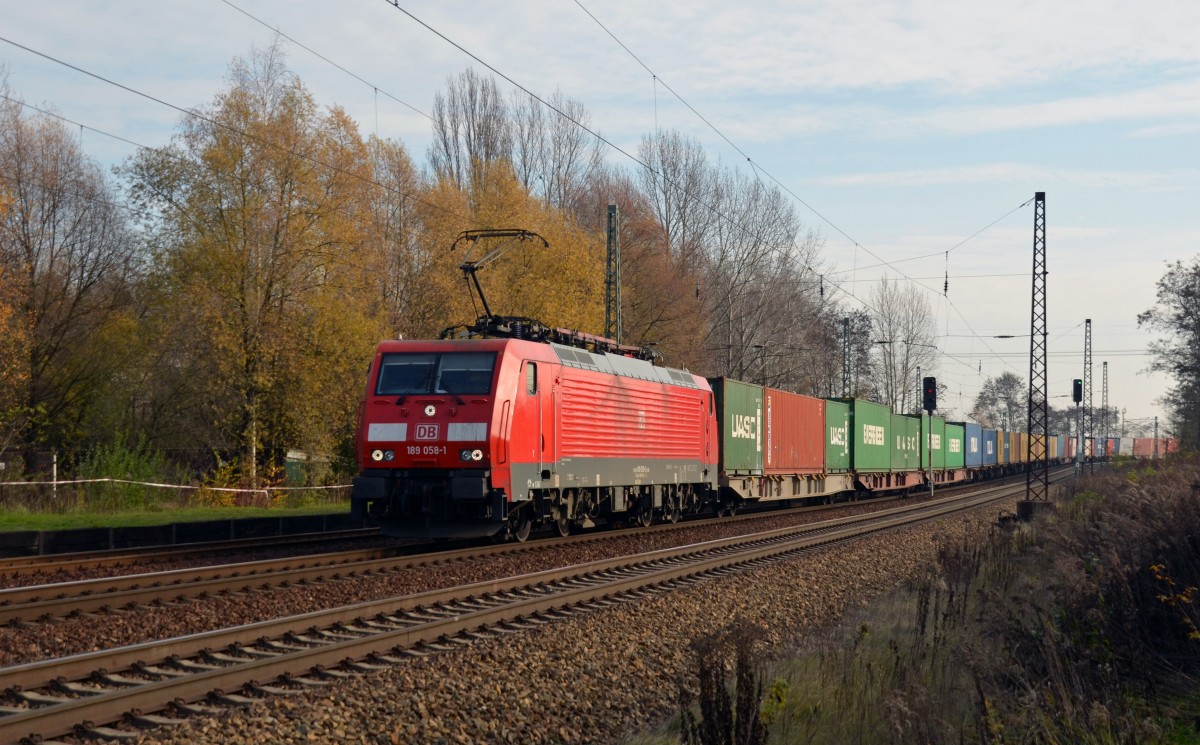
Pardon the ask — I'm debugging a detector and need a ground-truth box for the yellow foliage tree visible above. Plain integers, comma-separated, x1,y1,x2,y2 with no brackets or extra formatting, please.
0,92,137,459
416,165,606,338
0,190,30,450
124,44,388,485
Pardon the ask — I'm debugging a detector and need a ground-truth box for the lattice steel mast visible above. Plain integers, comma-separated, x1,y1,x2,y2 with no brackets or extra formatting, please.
1084,318,1093,469
1025,192,1049,503
1102,361,1109,458
604,204,622,343
842,317,851,397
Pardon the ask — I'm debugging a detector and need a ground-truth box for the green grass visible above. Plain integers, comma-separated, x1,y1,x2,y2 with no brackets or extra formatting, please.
0,503,350,532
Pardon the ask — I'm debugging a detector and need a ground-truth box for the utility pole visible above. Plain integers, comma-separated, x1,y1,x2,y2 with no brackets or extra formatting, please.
603,204,622,343
1154,416,1159,460
1021,191,1050,515
1083,318,1093,472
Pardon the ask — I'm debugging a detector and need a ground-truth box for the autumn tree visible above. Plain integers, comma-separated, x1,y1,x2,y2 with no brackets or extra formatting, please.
510,89,604,218
421,164,606,338
972,372,1025,429
869,277,938,413
123,43,386,486
0,189,28,453
0,85,139,468
428,68,512,197
702,176,824,387
421,71,611,340
572,167,705,369
1138,256,1200,449
840,309,877,399
637,130,718,275
633,129,831,384
361,135,437,337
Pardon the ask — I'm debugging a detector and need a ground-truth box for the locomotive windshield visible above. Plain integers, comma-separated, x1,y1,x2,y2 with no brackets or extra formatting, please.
375,352,496,396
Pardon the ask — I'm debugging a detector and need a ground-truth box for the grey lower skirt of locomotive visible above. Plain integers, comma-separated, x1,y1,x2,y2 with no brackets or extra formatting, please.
351,467,715,540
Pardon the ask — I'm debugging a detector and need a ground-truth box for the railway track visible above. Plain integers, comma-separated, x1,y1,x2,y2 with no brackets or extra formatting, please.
0,528,382,578
0,486,930,625
0,473,1041,626
0,475,1060,744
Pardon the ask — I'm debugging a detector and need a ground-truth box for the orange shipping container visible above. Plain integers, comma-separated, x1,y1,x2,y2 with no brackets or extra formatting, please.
763,387,825,475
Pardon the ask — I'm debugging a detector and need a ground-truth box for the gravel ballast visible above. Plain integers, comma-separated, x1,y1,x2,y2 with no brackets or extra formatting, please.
0,497,939,666
116,501,1012,745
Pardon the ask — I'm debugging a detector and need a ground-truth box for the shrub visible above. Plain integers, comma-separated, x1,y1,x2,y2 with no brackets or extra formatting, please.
679,621,777,745
75,433,186,512
761,455,1200,743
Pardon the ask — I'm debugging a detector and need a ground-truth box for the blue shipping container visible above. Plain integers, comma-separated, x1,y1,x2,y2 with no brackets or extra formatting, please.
954,422,983,468
982,429,998,466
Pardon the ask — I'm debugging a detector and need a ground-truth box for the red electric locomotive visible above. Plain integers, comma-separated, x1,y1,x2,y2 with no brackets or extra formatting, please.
351,334,719,540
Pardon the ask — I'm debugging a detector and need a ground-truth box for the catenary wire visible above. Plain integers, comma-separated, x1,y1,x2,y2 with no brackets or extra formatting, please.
0,35,474,230
565,0,1037,357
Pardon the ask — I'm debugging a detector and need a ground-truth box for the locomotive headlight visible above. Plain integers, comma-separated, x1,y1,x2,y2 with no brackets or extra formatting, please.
384,450,395,461
371,449,384,462
460,449,473,462
471,449,484,461
424,404,436,416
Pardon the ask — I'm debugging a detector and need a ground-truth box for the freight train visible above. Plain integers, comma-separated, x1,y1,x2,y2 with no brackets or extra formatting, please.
349,332,1170,541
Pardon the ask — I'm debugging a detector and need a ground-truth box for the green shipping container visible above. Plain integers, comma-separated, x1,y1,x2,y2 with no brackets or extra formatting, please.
825,399,850,472
906,414,946,470
891,413,920,470
839,398,890,472
945,423,965,469
929,416,946,470
709,377,763,475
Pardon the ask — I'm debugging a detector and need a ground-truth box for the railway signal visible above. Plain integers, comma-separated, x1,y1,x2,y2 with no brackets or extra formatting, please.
922,376,937,413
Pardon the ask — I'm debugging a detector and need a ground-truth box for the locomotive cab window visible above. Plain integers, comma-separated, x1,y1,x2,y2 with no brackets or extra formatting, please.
525,363,537,395
375,352,496,396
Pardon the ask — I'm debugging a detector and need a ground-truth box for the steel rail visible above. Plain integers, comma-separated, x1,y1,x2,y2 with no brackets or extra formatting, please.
0,476,1055,744
0,489,910,622
0,528,382,575
0,470,1061,624
0,468,1051,579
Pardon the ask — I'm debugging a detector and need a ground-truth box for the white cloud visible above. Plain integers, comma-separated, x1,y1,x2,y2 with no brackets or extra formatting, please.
813,163,1198,190
902,79,1200,134
605,0,1200,94
1129,122,1200,138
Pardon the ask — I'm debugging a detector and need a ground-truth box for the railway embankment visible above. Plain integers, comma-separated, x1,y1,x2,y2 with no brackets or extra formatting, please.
659,455,1200,744
108,484,1023,743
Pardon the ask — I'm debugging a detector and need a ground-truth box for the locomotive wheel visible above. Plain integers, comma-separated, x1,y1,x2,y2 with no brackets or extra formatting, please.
552,493,573,537
634,508,653,528
509,509,532,543
554,512,571,537
664,498,680,524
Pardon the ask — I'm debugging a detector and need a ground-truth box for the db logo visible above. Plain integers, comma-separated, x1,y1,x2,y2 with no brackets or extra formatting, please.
415,424,440,440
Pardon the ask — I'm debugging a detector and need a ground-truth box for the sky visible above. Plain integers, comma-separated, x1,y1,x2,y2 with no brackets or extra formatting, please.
2,0,1197,435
